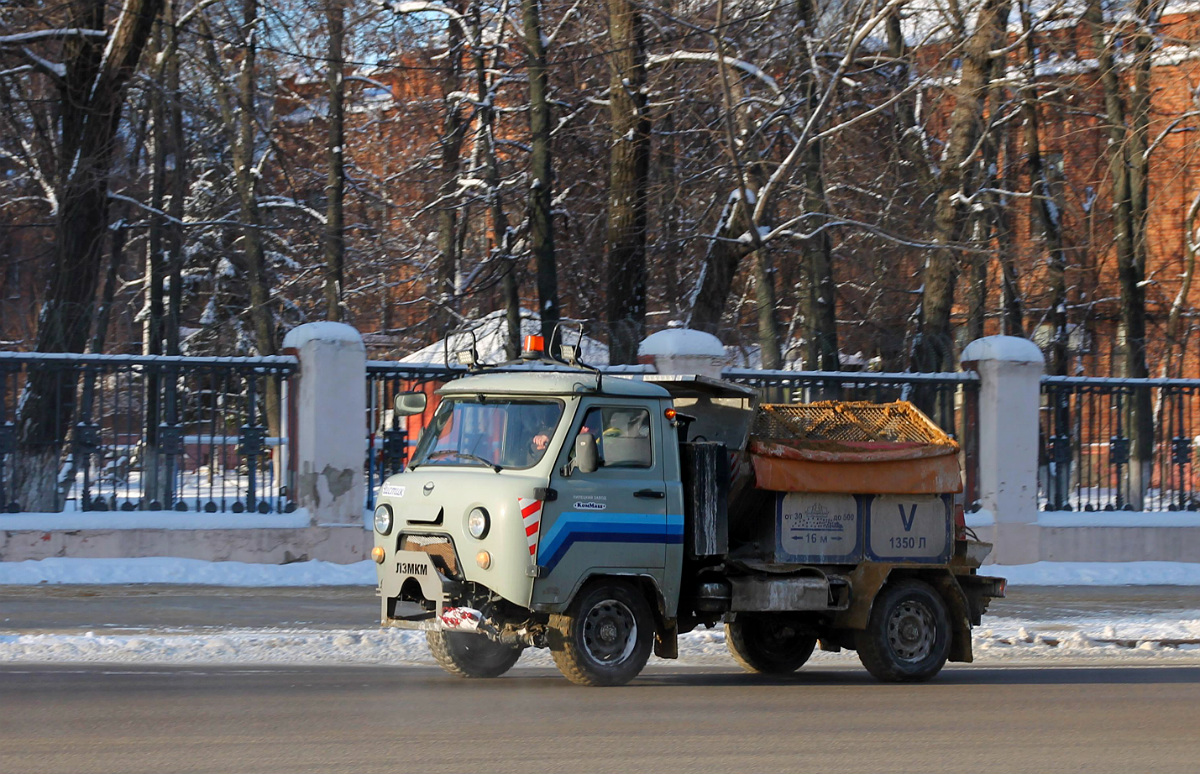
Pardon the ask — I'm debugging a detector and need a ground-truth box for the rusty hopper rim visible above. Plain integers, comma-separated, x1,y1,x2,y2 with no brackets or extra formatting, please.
750,401,959,463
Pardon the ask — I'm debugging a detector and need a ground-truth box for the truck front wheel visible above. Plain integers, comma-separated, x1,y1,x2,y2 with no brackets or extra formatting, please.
426,630,523,678
725,613,817,674
856,579,950,682
549,581,653,686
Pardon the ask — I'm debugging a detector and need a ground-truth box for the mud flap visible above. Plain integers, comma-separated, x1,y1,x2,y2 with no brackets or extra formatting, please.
927,572,974,663
654,620,679,659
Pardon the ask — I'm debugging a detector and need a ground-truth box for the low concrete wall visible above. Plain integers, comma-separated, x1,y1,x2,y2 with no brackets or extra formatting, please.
969,513,1200,564
1039,525,1200,562
0,525,370,564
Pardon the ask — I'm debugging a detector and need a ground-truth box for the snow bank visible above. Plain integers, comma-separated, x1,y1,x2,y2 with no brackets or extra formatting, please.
0,557,376,586
398,309,609,366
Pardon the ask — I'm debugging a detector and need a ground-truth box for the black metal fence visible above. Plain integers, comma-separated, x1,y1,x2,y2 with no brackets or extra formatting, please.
365,361,460,509
721,368,982,507
3,353,996,517
0,353,296,513
1040,376,1200,511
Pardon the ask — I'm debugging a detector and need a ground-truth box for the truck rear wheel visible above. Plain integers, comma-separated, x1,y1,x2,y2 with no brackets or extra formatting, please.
856,579,950,682
549,581,653,686
426,630,523,678
725,613,817,674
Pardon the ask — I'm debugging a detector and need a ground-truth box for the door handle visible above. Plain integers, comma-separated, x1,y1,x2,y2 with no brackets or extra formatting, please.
635,489,665,499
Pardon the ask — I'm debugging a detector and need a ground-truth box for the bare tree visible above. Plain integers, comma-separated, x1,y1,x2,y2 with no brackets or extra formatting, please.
324,0,347,321
2,0,164,509
522,0,560,347
909,0,1011,373
604,0,652,364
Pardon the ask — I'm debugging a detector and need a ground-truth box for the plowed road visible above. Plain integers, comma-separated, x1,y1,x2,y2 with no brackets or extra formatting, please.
2,663,1198,773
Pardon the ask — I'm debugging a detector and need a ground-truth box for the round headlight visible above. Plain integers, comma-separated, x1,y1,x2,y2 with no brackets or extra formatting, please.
467,507,490,539
374,504,394,535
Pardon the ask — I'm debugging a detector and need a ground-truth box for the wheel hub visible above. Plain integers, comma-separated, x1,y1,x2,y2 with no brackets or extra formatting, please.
887,600,935,661
582,599,637,664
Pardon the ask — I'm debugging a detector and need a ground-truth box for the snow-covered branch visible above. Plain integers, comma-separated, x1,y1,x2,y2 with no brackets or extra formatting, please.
0,29,106,46
648,51,784,101
258,197,328,225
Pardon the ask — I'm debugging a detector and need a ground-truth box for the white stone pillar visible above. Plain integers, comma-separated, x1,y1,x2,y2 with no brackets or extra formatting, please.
961,336,1044,565
282,323,366,526
637,325,728,377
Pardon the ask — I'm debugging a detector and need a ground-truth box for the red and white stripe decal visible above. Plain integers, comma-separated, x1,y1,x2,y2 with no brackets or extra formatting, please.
518,497,542,558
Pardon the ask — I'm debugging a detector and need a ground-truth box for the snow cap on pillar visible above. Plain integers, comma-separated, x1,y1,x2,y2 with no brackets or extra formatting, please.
637,322,728,378
960,335,1044,367
282,321,365,352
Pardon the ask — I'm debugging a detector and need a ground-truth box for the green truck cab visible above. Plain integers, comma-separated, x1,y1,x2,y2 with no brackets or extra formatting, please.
373,359,1005,686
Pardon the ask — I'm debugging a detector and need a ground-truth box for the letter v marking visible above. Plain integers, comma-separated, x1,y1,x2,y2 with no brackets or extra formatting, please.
898,503,918,532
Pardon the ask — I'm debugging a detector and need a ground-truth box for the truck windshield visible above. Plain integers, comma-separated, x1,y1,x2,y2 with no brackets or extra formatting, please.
409,398,564,470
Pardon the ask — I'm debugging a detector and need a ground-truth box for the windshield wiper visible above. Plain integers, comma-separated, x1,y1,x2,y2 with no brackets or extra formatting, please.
425,449,503,472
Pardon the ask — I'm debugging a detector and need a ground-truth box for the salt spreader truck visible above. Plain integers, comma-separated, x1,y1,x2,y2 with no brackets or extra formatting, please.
371,338,1005,686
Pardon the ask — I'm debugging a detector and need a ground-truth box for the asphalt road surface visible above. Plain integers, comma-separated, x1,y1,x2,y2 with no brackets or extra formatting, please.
2,662,1199,774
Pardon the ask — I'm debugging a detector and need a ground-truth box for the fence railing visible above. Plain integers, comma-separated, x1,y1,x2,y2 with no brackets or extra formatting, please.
0,353,297,514
721,368,982,507
1040,376,1200,512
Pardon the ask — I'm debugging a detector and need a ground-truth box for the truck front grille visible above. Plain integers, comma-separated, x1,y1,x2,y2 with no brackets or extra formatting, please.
400,533,460,577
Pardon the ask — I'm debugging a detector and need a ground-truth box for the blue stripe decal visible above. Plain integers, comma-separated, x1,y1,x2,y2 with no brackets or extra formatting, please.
538,512,684,572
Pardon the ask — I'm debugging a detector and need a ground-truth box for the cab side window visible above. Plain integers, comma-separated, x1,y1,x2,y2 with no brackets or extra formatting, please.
578,406,653,469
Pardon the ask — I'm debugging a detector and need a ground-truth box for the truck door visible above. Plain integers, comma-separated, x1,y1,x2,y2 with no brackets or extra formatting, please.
531,401,674,608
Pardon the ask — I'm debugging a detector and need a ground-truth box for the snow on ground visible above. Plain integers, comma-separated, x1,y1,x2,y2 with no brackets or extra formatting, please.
3,557,1200,587
1,617,1199,668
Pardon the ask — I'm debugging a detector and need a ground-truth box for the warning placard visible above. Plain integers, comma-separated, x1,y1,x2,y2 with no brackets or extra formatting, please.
776,493,861,563
865,494,951,562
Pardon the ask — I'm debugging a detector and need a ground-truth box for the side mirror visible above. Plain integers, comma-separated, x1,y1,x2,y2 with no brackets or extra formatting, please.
575,432,599,474
394,392,428,416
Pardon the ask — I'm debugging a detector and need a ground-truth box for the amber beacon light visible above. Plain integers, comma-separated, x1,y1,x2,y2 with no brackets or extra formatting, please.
523,335,544,355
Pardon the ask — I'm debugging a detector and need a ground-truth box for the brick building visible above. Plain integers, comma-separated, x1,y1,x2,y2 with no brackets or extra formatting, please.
932,8,1200,377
